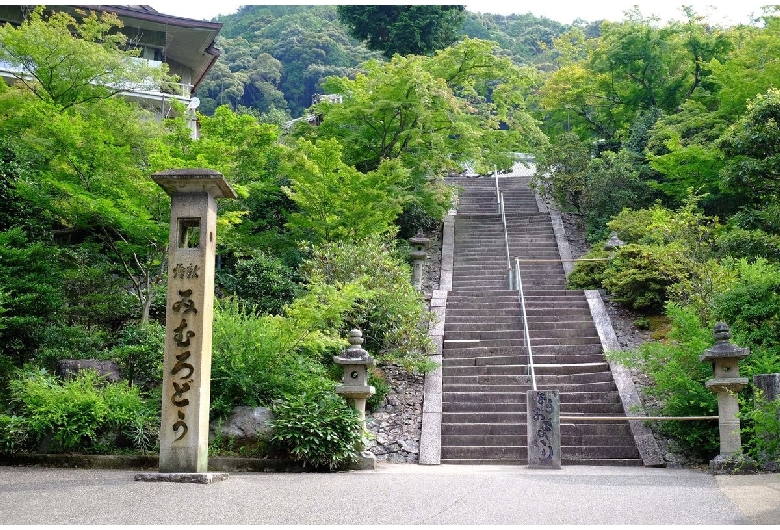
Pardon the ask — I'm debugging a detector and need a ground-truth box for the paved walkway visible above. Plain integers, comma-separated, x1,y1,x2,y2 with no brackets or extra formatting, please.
1,464,777,524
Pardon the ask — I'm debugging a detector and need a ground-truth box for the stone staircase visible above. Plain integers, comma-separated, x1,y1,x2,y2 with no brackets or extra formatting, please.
440,174,642,465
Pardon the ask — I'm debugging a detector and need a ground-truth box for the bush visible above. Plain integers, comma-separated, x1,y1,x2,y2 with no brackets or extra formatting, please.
581,150,653,242
602,243,687,312
300,236,435,370
0,228,64,365
741,389,780,468
105,323,164,390
210,295,351,420
269,390,364,470
566,248,610,290
608,303,718,461
0,414,29,454
217,251,301,315
9,368,148,453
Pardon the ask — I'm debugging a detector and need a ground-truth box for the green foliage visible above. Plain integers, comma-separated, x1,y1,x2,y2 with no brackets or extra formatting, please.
713,258,780,354
269,390,363,470
609,303,718,460
603,199,721,314
602,243,688,312
34,324,108,373
566,248,610,290
0,229,63,365
300,237,435,369
0,414,29,454
9,369,148,452
718,88,780,206
337,5,466,58
0,7,173,109
210,292,357,420
282,138,407,244
741,390,780,468
581,150,654,241
106,323,165,391
217,251,301,315
366,367,391,413
531,132,589,212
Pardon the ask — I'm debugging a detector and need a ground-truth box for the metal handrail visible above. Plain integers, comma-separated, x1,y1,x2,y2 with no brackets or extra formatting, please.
560,415,718,421
495,169,500,213
500,192,512,289
515,257,537,391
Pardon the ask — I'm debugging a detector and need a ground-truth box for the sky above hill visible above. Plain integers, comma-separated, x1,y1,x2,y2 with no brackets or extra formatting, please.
154,1,772,26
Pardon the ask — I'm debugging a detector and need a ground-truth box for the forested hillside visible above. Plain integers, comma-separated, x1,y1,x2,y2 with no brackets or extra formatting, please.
195,5,576,118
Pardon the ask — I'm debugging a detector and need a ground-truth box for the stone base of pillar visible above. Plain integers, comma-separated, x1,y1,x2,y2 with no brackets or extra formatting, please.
134,472,229,484
347,450,376,470
708,453,758,475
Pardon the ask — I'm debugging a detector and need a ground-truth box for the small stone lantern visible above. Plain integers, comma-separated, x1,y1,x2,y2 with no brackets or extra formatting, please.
334,329,376,422
334,329,376,470
700,322,750,472
604,231,625,257
409,232,430,291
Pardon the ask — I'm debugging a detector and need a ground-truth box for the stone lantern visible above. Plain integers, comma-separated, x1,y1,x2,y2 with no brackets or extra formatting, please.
700,322,750,473
604,231,625,257
409,232,430,291
334,329,376,422
333,329,376,470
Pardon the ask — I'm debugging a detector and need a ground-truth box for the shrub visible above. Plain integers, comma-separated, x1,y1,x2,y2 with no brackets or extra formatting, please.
567,248,610,290
367,367,390,412
741,389,780,468
217,251,301,315
9,368,148,453
581,150,653,242
608,303,718,461
210,294,353,420
105,323,164,390
300,236,435,370
602,243,687,312
269,390,364,470
0,414,29,454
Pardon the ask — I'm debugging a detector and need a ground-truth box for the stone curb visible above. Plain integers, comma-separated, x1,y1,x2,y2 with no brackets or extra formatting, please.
419,209,455,465
545,200,665,467
0,453,307,472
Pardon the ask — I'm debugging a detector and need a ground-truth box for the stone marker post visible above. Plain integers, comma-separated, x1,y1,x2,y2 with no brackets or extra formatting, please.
409,232,430,291
334,329,377,470
150,169,237,477
527,390,561,469
700,322,750,474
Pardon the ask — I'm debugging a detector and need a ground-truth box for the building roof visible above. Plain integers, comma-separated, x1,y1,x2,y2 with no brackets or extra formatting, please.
71,5,222,90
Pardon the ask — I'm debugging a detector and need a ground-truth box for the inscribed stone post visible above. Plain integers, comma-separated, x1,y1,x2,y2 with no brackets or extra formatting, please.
152,169,237,474
527,390,561,469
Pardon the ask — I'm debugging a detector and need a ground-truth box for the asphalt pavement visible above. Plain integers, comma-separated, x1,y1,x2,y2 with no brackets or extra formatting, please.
1,463,778,525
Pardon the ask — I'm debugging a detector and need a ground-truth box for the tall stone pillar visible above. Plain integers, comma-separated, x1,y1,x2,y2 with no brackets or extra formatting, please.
151,169,237,476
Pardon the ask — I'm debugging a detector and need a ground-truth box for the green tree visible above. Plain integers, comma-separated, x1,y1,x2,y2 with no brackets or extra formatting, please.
337,5,466,57
0,7,171,110
282,138,407,244
718,88,780,207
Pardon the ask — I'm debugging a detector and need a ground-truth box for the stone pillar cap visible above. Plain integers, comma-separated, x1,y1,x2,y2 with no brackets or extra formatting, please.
333,329,374,363
409,231,430,247
152,168,238,199
700,322,750,362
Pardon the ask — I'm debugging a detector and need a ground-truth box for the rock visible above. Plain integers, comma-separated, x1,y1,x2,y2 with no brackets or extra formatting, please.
209,406,274,445
56,359,121,383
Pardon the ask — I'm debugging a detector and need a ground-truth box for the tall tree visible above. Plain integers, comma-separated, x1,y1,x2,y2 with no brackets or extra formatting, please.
337,5,466,57
0,6,171,110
